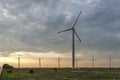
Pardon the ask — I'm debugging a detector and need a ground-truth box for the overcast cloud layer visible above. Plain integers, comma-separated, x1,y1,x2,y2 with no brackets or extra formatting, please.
0,0,120,58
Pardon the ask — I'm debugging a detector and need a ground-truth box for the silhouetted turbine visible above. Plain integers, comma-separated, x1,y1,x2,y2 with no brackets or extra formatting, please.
58,11,82,69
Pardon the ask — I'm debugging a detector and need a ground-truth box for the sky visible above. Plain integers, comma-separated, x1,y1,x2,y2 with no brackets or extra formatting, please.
0,0,120,67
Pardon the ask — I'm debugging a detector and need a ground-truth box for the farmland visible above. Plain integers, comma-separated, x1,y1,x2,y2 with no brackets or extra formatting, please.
1,68,120,80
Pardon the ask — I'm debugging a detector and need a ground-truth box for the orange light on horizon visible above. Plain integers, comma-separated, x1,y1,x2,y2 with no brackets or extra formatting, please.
0,52,120,68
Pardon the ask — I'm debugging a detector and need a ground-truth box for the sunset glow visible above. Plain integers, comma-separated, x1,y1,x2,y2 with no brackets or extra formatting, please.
0,52,120,68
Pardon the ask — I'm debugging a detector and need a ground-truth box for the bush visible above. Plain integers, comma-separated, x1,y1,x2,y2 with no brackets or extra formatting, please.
7,70,12,73
53,68,57,71
3,64,13,69
29,70,34,74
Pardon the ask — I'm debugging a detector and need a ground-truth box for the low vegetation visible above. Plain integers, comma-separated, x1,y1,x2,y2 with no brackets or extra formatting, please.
1,68,120,80
3,64,13,69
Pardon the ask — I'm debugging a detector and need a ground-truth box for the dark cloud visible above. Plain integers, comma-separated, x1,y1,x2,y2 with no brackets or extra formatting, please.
78,0,120,58
0,0,120,58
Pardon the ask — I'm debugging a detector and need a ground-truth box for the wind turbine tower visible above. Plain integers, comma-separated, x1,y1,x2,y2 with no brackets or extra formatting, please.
58,11,82,69
58,57,61,68
39,58,41,68
92,56,95,68
109,56,112,68
76,59,79,68
18,55,21,68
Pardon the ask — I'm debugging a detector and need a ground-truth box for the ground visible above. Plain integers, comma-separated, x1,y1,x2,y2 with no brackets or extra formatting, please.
0,68,120,80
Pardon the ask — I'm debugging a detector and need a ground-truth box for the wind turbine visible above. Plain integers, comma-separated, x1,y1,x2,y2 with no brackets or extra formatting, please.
18,55,21,68
39,58,41,68
58,56,61,68
76,58,79,68
109,56,112,68
92,56,95,68
58,11,82,69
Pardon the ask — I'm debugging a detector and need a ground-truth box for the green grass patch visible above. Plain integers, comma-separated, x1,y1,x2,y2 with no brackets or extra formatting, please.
1,68,120,80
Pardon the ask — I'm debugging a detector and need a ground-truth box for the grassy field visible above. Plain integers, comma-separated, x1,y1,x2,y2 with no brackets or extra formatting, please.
1,68,120,80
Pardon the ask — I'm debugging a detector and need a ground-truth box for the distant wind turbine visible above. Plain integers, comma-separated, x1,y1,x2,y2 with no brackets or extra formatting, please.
39,58,41,68
58,56,61,68
18,55,21,68
58,11,82,69
109,56,112,68
76,59,79,68
92,56,95,68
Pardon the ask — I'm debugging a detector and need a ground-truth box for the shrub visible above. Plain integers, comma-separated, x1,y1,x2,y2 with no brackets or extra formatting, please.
53,68,57,71
3,64,13,69
7,70,12,73
29,70,34,74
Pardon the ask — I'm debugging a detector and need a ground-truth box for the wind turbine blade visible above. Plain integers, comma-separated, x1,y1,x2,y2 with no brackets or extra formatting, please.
57,28,72,33
72,11,82,28
74,31,81,42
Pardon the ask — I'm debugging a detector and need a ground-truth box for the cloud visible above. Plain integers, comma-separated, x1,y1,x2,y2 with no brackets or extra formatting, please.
0,0,119,58
78,0,120,58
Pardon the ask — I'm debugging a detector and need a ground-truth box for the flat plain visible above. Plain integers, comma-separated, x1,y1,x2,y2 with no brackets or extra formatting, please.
1,68,120,80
